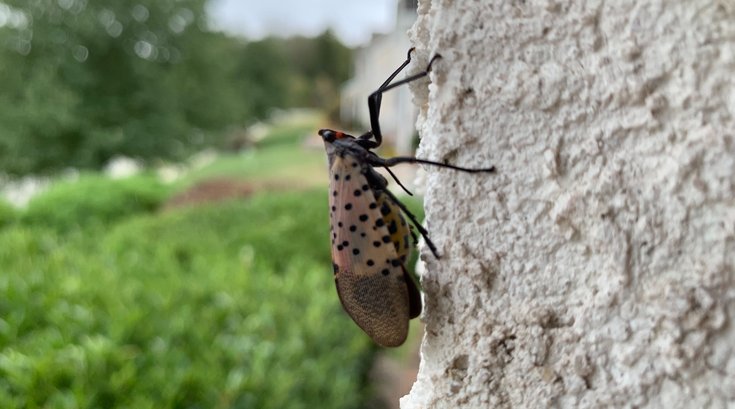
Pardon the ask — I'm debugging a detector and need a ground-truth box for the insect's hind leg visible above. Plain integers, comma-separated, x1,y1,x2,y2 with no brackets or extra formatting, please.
380,187,441,258
366,51,442,147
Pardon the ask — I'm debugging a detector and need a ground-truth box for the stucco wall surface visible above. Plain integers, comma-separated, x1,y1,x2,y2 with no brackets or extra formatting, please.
402,1,735,408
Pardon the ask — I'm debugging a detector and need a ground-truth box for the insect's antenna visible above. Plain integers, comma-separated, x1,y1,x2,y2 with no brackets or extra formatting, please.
370,155,496,173
380,188,440,258
384,167,414,196
368,50,442,148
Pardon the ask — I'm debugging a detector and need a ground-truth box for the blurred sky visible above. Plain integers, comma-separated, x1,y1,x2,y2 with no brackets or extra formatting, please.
207,0,397,46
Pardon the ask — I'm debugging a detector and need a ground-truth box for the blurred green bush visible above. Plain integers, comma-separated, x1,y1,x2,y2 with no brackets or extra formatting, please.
22,174,170,232
0,200,16,228
0,190,379,409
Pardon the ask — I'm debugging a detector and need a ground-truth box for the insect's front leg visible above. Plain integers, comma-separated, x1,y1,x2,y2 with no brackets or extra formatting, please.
368,50,441,148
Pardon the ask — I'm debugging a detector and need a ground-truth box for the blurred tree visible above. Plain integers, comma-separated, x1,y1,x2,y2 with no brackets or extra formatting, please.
0,0,352,175
283,30,352,117
0,0,216,173
236,38,291,119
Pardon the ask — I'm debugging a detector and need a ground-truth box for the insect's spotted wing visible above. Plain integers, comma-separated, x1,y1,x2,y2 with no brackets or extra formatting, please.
371,189,421,318
328,154,420,347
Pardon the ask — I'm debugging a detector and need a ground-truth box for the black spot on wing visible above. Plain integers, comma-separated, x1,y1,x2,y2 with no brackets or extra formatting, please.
380,203,391,216
388,220,397,234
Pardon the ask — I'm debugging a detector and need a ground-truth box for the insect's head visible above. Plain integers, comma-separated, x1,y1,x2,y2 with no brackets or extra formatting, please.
319,129,355,143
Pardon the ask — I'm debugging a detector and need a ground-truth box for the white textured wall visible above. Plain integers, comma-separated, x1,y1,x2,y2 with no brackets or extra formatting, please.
403,1,735,408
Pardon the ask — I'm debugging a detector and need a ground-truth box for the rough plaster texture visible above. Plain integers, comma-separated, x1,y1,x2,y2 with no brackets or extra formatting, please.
402,1,735,408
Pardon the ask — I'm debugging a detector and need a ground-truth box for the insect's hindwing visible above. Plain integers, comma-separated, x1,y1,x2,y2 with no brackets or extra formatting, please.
328,154,416,347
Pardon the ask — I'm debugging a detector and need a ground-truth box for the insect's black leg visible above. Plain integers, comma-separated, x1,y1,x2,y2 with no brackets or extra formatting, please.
357,131,379,149
408,224,419,246
380,187,441,258
369,155,496,173
372,49,415,109
384,167,414,196
368,51,442,147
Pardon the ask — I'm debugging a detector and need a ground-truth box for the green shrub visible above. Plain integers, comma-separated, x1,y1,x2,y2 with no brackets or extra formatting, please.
0,190,378,409
0,200,16,228
22,174,170,231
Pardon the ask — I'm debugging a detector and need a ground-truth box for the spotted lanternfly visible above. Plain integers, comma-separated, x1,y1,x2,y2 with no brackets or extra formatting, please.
320,49,495,347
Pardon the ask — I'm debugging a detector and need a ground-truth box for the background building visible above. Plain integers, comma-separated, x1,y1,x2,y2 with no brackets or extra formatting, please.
340,0,418,155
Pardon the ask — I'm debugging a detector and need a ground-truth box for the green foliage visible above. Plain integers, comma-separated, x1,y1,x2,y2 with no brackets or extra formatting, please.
0,1,352,175
282,30,353,116
255,124,316,149
22,174,170,231
175,146,326,192
0,199,17,228
0,190,377,408
0,0,213,174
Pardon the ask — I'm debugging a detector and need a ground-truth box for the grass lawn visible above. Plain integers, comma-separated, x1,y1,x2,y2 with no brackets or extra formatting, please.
174,121,327,193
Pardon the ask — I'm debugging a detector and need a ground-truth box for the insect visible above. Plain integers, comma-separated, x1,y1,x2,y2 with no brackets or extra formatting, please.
320,49,495,347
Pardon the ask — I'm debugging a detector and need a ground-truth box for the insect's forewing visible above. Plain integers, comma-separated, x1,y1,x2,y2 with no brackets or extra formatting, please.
372,191,421,319
328,154,418,347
